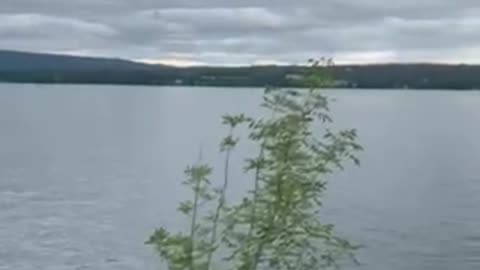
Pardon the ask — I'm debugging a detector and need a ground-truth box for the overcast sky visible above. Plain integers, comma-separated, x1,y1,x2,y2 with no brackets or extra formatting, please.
1,0,480,66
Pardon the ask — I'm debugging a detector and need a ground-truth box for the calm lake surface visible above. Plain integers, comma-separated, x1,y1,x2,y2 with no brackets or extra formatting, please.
1,84,480,270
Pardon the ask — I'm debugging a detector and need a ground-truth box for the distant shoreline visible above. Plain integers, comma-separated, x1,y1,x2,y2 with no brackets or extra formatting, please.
2,50,480,90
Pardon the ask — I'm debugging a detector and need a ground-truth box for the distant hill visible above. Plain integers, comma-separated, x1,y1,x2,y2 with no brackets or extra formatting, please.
0,50,152,71
0,50,176,85
1,50,480,89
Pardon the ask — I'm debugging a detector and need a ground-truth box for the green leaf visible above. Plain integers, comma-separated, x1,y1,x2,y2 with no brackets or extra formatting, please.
178,201,193,215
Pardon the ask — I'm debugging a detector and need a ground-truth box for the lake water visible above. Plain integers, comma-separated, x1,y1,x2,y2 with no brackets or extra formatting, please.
1,84,480,270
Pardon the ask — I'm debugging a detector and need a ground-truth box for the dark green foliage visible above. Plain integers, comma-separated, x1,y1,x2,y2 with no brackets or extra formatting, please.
147,60,362,270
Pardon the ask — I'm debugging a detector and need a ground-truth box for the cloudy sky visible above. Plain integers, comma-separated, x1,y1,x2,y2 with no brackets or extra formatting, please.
1,0,480,66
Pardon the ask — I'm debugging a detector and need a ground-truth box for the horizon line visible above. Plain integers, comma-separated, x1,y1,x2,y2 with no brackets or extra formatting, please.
1,48,478,68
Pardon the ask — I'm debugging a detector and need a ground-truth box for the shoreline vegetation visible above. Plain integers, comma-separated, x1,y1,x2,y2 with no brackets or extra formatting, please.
2,50,480,90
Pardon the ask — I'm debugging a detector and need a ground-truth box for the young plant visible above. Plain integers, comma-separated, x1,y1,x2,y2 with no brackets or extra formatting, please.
205,115,246,269
146,159,215,270
148,59,362,270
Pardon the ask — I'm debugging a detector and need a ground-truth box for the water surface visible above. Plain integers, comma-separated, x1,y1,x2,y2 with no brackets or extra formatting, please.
1,84,480,270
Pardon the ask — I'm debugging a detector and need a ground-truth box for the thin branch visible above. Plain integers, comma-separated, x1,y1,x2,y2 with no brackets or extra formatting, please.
247,145,265,240
206,128,234,270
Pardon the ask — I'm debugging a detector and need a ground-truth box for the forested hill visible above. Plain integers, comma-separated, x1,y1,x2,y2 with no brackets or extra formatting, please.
1,50,480,89
0,50,153,71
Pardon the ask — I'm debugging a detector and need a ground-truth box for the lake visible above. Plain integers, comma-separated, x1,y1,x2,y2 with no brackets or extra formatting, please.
1,84,480,270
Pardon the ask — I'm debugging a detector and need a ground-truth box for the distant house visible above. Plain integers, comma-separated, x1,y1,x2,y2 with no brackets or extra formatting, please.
332,79,350,87
201,76,216,80
285,74,304,81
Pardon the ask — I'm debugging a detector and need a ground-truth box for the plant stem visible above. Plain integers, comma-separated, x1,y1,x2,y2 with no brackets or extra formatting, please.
206,128,234,270
190,178,200,270
252,137,292,270
247,145,264,239
190,149,204,270
252,204,275,270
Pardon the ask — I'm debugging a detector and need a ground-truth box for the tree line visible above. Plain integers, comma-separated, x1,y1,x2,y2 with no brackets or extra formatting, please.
1,49,480,89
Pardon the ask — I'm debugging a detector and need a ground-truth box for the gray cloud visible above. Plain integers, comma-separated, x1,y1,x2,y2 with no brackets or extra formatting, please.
1,0,480,65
